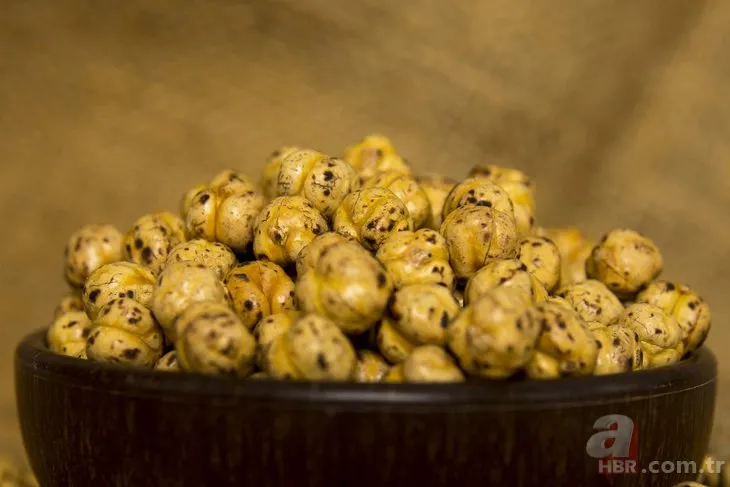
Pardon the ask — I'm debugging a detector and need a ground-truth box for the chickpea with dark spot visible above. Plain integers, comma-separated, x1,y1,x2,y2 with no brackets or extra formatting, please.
225,261,296,329
390,284,459,346
87,297,164,368
182,169,266,253
82,262,156,320
517,237,561,292
333,187,413,251
155,351,180,372
47,311,93,359
449,287,539,378
263,148,360,218
295,232,355,277
167,239,236,279
556,279,624,325
403,345,465,383
261,146,300,198
253,311,299,369
636,280,711,355
465,259,548,305
64,224,123,289
285,314,357,380
364,170,431,229
122,212,186,275
588,321,645,375
440,205,519,279
297,241,393,334
253,196,329,267
376,316,416,364
152,262,230,341
615,303,683,368
175,301,257,376
416,173,457,230
468,164,536,236
376,229,455,289
526,302,598,379
535,227,593,285
586,228,663,299
343,134,411,181
442,178,516,223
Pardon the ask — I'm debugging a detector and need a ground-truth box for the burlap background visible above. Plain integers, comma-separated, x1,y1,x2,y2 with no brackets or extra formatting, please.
2,0,729,462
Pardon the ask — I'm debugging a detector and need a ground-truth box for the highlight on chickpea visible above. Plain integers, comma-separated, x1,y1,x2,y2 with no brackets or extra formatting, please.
50,134,712,382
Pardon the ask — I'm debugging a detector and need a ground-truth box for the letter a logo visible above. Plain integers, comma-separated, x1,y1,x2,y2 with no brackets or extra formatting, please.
586,415,636,459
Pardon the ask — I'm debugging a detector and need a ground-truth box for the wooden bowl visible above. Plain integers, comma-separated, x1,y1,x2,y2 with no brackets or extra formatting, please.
16,328,716,487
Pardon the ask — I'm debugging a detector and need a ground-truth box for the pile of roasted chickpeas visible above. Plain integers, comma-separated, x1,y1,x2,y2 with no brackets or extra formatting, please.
48,134,712,383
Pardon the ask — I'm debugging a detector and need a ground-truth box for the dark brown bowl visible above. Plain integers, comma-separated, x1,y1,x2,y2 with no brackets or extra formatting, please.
16,328,716,487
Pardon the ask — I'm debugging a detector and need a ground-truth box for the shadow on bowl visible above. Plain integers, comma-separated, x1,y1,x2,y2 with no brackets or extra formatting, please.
15,328,716,487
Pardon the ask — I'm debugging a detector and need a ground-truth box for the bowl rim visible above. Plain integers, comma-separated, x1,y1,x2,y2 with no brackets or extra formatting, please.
16,327,717,409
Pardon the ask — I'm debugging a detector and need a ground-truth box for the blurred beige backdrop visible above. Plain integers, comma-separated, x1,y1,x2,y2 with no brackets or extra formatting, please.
1,0,729,461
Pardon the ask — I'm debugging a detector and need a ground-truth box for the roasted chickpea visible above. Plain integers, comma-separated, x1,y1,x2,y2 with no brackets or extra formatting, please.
616,303,683,368
403,346,465,383
375,229,454,289
364,170,431,229
122,212,186,275
440,205,519,279
262,333,302,380
442,178,516,221
333,188,413,251
448,287,539,378
416,174,457,230
390,284,459,346
176,301,257,376
263,148,360,218
87,297,164,368
297,241,393,334
517,237,561,292
183,170,266,253
284,314,357,381
636,280,711,354
83,262,156,320
526,302,598,379
343,134,411,181
555,279,624,325
465,259,548,305
589,322,645,375
152,262,229,340
253,311,299,369
253,196,328,267
54,292,84,319
155,351,180,371
295,232,354,277
468,164,536,236
376,316,416,364
586,229,663,298
261,146,300,199
180,183,208,217
535,227,593,285
166,239,236,279
47,310,92,358
383,363,406,383
354,350,391,382
224,261,296,329
63,224,123,288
